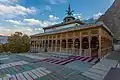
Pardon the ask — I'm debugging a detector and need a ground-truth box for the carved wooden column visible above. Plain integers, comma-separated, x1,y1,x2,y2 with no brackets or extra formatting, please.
55,35,57,53
60,33,62,53
51,35,53,52
48,37,49,52
80,32,82,56
88,30,91,57
73,32,75,54
66,33,68,54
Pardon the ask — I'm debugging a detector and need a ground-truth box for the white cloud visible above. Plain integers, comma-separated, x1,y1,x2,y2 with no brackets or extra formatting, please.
6,20,22,25
48,0,67,4
93,12,103,19
24,18,58,27
24,19,40,26
0,0,60,36
5,17,59,28
0,17,59,35
73,13,82,19
45,5,51,11
43,20,58,27
0,25,41,36
49,0,56,4
0,0,19,4
0,4,37,20
49,15,59,21
0,4,36,16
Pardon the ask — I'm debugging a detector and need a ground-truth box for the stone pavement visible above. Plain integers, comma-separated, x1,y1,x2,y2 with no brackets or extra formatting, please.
82,59,117,80
0,50,119,80
82,50,120,80
0,53,97,80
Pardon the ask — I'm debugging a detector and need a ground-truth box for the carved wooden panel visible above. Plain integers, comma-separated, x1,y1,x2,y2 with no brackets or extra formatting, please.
75,31,80,37
57,34,60,38
91,29,98,34
68,32,73,37
46,36,48,39
102,29,112,40
61,33,66,38
49,35,52,39
53,35,56,38
42,36,45,39
82,31,88,35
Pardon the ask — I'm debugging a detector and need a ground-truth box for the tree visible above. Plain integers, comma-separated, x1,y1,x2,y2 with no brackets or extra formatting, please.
0,44,3,53
8,32,30,53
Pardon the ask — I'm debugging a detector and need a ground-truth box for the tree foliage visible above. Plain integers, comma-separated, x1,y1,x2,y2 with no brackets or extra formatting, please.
0,32,30,53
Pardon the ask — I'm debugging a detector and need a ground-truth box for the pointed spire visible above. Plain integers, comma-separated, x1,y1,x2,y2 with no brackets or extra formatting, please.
66,0,74,16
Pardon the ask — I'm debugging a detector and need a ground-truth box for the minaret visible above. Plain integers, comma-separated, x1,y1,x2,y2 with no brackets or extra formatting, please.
64,1,75,22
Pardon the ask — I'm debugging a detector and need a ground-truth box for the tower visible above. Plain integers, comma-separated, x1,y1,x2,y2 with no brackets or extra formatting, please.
63,2,75,22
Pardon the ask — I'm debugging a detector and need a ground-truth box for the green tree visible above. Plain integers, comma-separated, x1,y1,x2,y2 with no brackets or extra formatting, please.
0,44,3,53
8,32,30,53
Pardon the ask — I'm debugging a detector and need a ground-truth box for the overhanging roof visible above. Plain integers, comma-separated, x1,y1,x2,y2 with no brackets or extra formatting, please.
30,22,113,37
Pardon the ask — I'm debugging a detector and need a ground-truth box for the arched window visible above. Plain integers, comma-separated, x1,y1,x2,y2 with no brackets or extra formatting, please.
91,36,99,58
82,37,89,49
74,38,80,49
91,37,99,48
62,40,66,48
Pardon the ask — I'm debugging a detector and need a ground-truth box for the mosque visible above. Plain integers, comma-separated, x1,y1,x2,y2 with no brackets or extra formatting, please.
30,4,113,58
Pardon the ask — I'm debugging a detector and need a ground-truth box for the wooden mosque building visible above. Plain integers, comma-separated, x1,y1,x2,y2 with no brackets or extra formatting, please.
30,4,113,58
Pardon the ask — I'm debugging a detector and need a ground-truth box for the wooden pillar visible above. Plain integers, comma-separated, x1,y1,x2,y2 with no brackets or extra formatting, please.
35,40,36,51
60,34,62,53
73,32,75,55
34,41,35,52
55,35,57,52
72,38,75,55
48,38,49,52
41,39,43,51
88,30,91,57
36,40,38,52
66,33,68,54
98,28,102,59
51,36,53,52
79,32,81,56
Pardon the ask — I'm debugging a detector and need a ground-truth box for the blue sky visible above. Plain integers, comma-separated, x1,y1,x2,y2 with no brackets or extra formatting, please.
0,0,114,36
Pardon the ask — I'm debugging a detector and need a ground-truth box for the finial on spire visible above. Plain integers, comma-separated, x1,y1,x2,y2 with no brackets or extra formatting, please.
66,0,74,16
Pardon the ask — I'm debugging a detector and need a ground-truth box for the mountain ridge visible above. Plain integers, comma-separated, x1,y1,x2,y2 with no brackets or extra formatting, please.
98,0,120,38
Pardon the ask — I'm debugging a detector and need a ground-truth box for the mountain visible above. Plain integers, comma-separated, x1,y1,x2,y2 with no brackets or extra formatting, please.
98,0,120,38
0,36,8,44
83,18,97,24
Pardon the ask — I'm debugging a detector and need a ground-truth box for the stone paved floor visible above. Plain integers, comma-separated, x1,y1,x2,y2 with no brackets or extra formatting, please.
82,49,120,80
0,53,100,80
